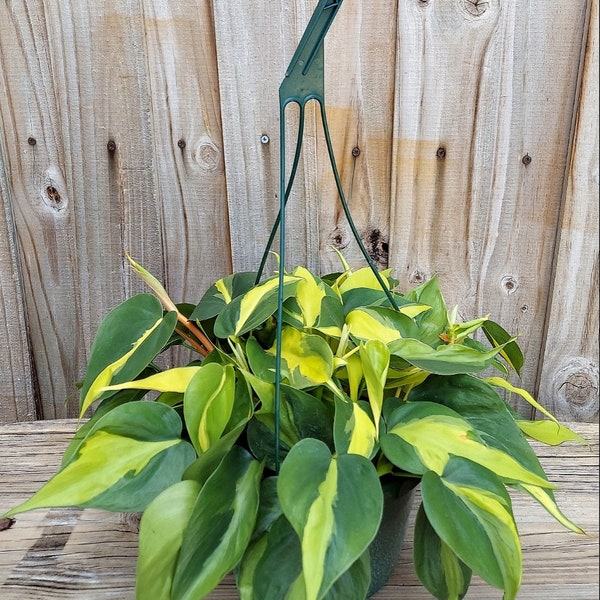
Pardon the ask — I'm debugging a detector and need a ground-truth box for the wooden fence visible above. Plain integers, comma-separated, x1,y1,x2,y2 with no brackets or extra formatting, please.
0,0,598,423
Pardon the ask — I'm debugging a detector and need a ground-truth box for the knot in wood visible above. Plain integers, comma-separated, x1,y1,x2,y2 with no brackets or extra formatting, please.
193,139,221,172
409,269,427,285
460,0,488,17
500,275,519,295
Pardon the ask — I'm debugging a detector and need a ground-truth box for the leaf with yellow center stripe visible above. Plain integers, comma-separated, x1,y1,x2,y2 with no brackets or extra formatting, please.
268,326,336,390
214,274,300,338
333,395,377,459
100,366,202,395
79,294,178,417
381,402,555,489
345,306,423,344
183,363,236,454
5,402,196,516
418,457,523,599
277,438,383,600
360,340,389,437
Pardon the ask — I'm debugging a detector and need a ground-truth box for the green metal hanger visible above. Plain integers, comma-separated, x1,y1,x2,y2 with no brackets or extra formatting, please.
259,0,399,471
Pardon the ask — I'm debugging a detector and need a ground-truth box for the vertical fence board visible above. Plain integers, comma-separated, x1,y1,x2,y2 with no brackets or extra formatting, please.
0,1,105,419
316,0,398,273
388,0,590,414
142,1,231,301
213,0,326,275
0,152,37,422
0,1,161,418
538,0,599,422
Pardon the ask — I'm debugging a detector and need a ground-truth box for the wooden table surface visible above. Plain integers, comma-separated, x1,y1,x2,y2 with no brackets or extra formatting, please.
0,420,597,599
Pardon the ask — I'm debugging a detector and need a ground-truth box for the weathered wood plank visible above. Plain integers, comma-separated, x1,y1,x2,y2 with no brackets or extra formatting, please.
213,0,333,275
0,2,164,418
316,0,398,273
0,158,37,422
387,0,591,417
0,0,597,424
538,0,599,422
141,1,232,300
0,420,597,599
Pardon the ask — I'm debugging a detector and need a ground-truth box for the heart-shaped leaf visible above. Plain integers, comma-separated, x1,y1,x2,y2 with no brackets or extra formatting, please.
6,402,196,515
277,438,383,600
171,446,263,600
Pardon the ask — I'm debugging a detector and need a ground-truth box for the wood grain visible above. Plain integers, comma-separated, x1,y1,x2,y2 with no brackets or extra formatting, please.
388,0,592,417
0,420,597,599
316,0,398,273
0,0,597,423
538,0,599,423
141,1,232,299
0,155,37,422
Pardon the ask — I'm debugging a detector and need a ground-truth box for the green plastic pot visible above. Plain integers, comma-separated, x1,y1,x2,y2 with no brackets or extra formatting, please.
367,477,419,598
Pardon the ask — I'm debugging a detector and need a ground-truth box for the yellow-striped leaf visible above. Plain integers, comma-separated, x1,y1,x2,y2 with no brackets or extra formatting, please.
6,402,195,516
278,438,383,600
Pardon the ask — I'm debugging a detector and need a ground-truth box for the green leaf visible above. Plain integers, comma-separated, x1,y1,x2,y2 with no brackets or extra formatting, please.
445,315,490,344
183,363,236,453
334,396,377,459
248,385,335,470
6,402,196,515
381,402,554,488
485,377,559,423
404,275,449,346
273,327,336,389
191,272,258,321
360,340,390,436
314,294,345,337
414,504,471,600
183,377,253,485
277,438,383,600
516,419,588,446
79,295,178,416
407,375,551,480
246,336,277,383
101,366,202,394
182,422,247,486
214,275,300,338
136,480,202,600
322,551,371,600
406,375,583,535
482,320,524,376
516,482,585,534
171,446,263,600
388,337,505,375
290,265,327,328
238,515,303,600
336,265,395,294
62,386,148,465
346,307,420,343
421,458,522,599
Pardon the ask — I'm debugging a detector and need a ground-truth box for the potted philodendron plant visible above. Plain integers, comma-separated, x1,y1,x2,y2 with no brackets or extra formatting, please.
5,252,586,600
